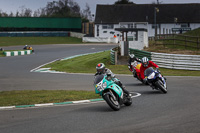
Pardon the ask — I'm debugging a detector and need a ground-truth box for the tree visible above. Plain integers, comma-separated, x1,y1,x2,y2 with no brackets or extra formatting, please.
16,11,20,17
24,8,32,17
19,6,32,17
43,0,80,17
9,12,14,17
0,10,8,17
151,0,163,4
81,3,92,22
114,0,135,4
0,0,90,21
33,9,41,17
68,0,81,17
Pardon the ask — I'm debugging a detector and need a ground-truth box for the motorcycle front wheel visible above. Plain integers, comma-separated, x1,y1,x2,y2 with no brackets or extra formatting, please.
155,80,167,94
103,93,120,111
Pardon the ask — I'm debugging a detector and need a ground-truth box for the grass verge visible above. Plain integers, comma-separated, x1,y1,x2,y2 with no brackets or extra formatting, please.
0,90,100,106
45,51,200,76
0,37,82,47
0,51,5,57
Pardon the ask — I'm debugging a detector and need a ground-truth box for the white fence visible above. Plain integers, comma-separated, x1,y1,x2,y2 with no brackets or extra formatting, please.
82,37,118,43
70,32,85,38
151,52,200,70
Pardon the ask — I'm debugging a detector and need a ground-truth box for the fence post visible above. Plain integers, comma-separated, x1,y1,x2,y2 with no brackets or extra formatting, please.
185,36,187,49
173,34,175,48
198,37,200,50
115,51,118,65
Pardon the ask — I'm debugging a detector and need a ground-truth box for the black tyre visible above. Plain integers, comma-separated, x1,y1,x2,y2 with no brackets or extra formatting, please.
103,93,120,111
155,80,167,94
124,97,132,106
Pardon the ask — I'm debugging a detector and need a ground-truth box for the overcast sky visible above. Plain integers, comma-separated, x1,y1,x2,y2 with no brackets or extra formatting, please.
0,0,200,15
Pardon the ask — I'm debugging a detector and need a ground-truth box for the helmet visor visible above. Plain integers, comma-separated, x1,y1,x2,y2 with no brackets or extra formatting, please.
143,62,148,67
97,69,104,73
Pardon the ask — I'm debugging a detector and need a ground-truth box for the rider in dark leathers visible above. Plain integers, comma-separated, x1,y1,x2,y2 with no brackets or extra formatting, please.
128,54,141,77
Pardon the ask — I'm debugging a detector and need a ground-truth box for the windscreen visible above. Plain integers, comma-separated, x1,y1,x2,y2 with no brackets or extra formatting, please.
94,74,105,84
144,67,154,76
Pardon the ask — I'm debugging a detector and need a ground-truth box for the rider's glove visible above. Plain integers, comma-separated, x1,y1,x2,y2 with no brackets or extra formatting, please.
155,68,160,72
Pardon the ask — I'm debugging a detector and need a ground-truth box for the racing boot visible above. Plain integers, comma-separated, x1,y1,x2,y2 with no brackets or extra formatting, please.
122,86,132,99
133,70,137,78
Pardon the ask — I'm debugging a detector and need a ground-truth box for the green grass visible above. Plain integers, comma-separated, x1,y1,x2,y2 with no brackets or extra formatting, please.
0,37,82,46
184,28,200,36
0,51,5,57
154,28,200,51
158,68,200,76
45,51,111,74
45,51,200,76
0,90,100,106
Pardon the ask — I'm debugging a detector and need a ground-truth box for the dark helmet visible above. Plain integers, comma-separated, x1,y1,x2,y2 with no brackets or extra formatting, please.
96,63,105,73
141,57,149,67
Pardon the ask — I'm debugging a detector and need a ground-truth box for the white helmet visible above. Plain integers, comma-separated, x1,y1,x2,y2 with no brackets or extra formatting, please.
129,54,135,59
141,57,149,67
96,63,105,74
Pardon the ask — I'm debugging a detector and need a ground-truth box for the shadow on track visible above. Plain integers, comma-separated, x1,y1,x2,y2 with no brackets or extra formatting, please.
136,90,164,95
125,83,147,87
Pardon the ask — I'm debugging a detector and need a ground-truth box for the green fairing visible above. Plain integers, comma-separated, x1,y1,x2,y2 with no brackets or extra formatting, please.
94,75,122,97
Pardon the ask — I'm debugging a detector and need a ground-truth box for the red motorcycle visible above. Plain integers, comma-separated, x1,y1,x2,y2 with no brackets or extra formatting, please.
128,60,142,82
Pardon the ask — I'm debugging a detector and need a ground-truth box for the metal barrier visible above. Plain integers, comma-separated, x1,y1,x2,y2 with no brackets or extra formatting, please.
110,49,117,65
0,31,70,37
129,48,200,71
129,48,151,60
151,52,200,70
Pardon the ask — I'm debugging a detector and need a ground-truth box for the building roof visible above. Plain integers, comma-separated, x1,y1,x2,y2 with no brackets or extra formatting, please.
95,4,200,24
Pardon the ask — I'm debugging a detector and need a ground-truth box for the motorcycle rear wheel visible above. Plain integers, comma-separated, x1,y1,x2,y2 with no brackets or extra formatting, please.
155,80,167,94
103,93,120,111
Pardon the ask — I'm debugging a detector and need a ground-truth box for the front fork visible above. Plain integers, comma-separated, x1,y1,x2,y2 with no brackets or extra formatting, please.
109,89,117,101
104,89,124,105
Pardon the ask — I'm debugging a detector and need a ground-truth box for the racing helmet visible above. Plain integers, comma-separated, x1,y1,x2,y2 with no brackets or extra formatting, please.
141,57,149,67
96,63,105,74
129,54,135,59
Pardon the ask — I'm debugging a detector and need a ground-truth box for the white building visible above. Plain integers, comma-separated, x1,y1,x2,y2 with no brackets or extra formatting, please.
94,4,200,38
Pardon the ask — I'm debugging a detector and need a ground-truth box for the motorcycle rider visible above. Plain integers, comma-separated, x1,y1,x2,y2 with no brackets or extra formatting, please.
140,57,159,84
128,54,141,78
23,45,28,50
23,45,34,52
95,63,132,98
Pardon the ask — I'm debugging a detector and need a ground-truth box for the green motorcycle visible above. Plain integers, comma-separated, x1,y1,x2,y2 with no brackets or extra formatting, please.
94,73,132,111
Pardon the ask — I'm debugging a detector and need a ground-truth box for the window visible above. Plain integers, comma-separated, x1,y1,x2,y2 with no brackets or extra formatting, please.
110,31,115,34
102,24,114,29
152,24,160,29
128,24,137,28
181,24,188,28
128,24,133,28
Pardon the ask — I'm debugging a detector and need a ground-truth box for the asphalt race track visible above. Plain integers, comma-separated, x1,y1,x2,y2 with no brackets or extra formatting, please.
0,44,200,133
